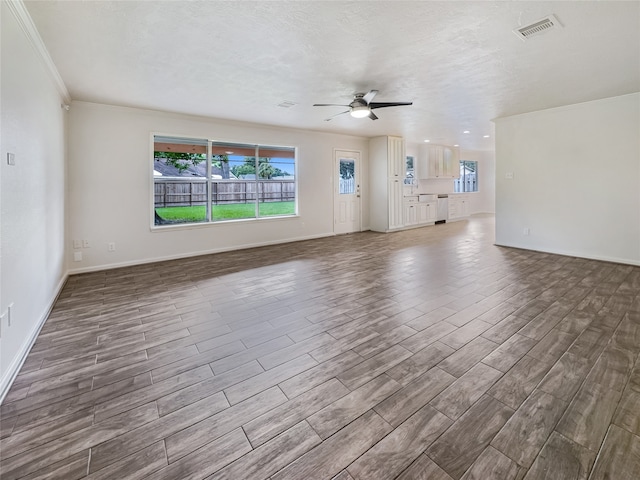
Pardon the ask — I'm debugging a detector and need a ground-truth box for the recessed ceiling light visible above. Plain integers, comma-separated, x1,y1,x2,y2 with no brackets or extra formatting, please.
424,139,430,143
463,130,470,134
453,144,459,147
483,135,490,138
225,151,234,154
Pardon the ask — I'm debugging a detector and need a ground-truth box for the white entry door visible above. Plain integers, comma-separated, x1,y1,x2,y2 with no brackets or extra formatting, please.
334,150,361,234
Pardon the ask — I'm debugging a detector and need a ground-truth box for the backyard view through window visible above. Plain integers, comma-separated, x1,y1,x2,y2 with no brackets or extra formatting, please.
153,136,296,226
454,160,478,192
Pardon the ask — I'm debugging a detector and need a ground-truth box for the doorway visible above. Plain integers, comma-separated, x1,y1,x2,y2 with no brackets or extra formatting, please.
334,150,361,234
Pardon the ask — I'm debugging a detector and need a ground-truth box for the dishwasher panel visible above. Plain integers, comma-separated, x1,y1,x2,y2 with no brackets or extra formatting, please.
436,195,448,222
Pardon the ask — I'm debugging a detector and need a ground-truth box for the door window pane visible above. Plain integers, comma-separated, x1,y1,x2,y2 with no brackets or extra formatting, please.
339,159,356,194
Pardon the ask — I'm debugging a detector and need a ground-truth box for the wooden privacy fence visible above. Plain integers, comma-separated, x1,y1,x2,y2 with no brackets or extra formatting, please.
339,177,355,194
154,179,295,207
454,173,477,193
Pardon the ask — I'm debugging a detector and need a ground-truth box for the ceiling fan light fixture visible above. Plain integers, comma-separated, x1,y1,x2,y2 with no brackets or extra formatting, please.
350,105,371,118
314,90,411,121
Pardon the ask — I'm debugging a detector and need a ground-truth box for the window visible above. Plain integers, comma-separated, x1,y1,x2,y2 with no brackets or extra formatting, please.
404,155,415,184
153,136,296,226
454,160,478,192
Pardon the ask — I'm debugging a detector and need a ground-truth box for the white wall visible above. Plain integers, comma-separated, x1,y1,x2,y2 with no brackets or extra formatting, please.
67,102,369,272
406,143,495,214
459,149,495,214
0,3,68,398
495,93,640,265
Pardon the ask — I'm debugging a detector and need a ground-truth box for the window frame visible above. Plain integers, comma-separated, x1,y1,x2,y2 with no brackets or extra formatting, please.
150,133,298,230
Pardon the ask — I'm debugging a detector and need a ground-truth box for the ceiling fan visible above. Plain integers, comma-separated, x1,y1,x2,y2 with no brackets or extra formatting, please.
313,90,412,121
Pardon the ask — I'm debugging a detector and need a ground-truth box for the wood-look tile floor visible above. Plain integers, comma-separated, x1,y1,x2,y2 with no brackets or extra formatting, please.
2,214,639,480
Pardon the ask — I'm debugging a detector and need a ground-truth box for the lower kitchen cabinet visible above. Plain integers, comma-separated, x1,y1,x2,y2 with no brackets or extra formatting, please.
389,178,404,229
448,194,470,221
403,199,436,227
404,202,418,226
418,202,437,223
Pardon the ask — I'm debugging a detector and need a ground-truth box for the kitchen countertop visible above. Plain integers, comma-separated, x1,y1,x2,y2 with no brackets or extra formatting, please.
403,194,439,202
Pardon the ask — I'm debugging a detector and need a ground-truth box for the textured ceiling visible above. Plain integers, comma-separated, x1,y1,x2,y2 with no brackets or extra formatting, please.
24,1,640,150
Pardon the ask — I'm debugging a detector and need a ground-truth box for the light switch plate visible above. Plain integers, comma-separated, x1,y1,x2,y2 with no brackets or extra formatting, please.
7,153,15,166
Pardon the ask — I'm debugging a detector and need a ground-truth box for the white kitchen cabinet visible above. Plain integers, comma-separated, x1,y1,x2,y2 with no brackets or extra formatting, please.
389,178,404,229
418,202,437,223
448,194,470,221
404,202,418,226
370,136,406,232
460,197,470,217
388,139,405,179
417,144,460,179
404,198,436,227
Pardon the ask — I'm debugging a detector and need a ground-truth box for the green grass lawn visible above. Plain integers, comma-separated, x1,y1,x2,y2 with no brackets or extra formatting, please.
156,202,295,223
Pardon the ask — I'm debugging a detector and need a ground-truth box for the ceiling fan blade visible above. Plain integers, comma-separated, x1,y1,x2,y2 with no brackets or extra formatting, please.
369,102,413,109
313,103,350,107
324,110,350,121
368,111,379,120
363,90,378,104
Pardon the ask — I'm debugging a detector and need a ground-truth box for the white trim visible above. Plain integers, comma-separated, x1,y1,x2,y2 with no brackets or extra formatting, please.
0,273,69,405
494,242,640,268
492,92,640,123
67,232,336,275
5,0,71,103
73,101,368,142
151,213,301,233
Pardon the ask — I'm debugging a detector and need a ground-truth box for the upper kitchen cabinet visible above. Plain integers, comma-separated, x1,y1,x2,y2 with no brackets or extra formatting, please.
370,136,406,232
417,144,460,179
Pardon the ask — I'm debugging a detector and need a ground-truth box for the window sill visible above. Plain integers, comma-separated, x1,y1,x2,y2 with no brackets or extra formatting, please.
150,214,300,232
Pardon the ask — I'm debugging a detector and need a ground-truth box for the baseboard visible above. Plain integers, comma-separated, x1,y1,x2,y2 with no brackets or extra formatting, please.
0,273,69,405
494,242,640,267
67,232,336,275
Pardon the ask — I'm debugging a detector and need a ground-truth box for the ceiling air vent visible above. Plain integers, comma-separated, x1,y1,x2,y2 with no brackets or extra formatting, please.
513,14,562,41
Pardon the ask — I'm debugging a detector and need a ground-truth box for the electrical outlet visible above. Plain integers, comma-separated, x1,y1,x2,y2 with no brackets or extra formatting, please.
523,227,530,236
74,251,83,262
505,172,514,179
108,242,116,252
82,240,90,248
73,239,82,249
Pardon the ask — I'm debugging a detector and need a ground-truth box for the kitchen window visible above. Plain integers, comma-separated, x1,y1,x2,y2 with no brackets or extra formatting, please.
404,155,415,185
153,135,296,226
454,160,478,192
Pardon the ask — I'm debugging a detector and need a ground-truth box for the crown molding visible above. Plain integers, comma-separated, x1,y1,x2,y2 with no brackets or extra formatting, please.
5,0,71,103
